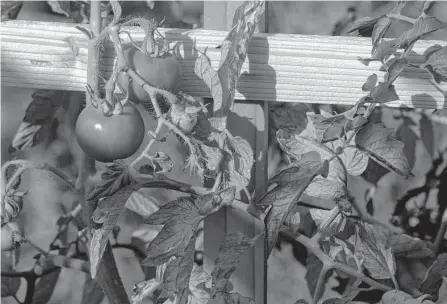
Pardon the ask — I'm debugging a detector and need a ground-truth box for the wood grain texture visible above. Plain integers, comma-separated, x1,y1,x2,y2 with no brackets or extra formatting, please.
2,20,446,108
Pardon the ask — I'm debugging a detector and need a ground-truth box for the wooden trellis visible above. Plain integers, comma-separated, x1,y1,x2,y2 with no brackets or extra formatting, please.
2,2,447,303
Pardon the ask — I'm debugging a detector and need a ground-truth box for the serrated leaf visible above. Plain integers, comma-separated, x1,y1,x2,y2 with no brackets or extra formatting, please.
159,236,196,299
32,268,62,304
370,82,399,103
362,74,378,92
90,185,135,277
356,123,412,177
396,120,418,170
223,136,254,191
150,152,173,173
423,46,447,84
420,115,434,157
87,161,138,201
421,254,447,298
214,1,265,124
259,157,324,256
305,254,334,303
125,190,160,218
310,208,347,237
1,266,20,297
306,113,347,142
144,197,201,266
276,129,347,200
82,276,105,304
195,187,236,216
391,16,446,50
358,222,396,280
386,58,409,85
372,17,392,51
388,234,434,259
10,89,66,152
195,53,223,107
211,232,259,296
381,290,434,304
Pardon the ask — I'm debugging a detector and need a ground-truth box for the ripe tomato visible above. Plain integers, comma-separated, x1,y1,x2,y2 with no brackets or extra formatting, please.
117,48,182,103
75,102,145,163
1,221,20,251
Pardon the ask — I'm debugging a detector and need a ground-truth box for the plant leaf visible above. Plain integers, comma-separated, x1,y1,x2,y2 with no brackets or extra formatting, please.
195,52,223,107
437,277,447,304
422,46,447,83
372,17,392,51
421,254,447,298
210,232,260,297
82,276,105,304
150,152,173,173
90,185,135,277
223,136,254,191
195,187,236,216
395,119,418,170
309,207,347,237
214,292,255,304
370,82,399,103
270,104,308,133
386,58,409,85
259,157,325,256
131,279,160,304
10,89,66,152
159,236,196,299
276,129,347,200
362,73,378,92
306,113,347,142
214,0,265,125
388,234,434,259
1,266,20,298
87,161,139,201
347,15,383,36
381,290,434,304
305,254,334,303
372,40,398,62
358,222,396,280
391,16,446,50
355,123,413,177
420,115,434,157
143,197,201,266
31,268,62,304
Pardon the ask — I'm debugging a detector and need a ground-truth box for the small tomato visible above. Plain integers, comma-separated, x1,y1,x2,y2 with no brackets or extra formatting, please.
75,102,145,163
1,221,21,251
117,48,182,103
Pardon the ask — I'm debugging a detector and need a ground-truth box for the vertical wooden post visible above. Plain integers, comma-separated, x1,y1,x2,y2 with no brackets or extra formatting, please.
203,2,268,303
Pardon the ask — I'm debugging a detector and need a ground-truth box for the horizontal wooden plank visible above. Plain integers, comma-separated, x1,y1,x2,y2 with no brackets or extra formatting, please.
1,20,446,108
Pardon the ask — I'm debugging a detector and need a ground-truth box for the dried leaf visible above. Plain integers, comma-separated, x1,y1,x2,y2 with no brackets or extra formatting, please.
90,186,135,277
214,1,265,124
195,53,223,106
144,197,201,266
355,123,413,177
358,222,396,280
259,156,324,255
211,232,260,296
32,268,62,304
150,152,173,173
362,73,378,92
82,276,105,304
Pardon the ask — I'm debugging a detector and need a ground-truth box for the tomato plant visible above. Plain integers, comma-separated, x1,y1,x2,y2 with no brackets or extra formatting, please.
75,102,145,163
1,221,20,251
2,1,447,304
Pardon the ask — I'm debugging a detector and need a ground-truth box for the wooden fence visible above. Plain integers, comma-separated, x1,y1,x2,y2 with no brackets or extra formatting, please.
1,2,447,303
